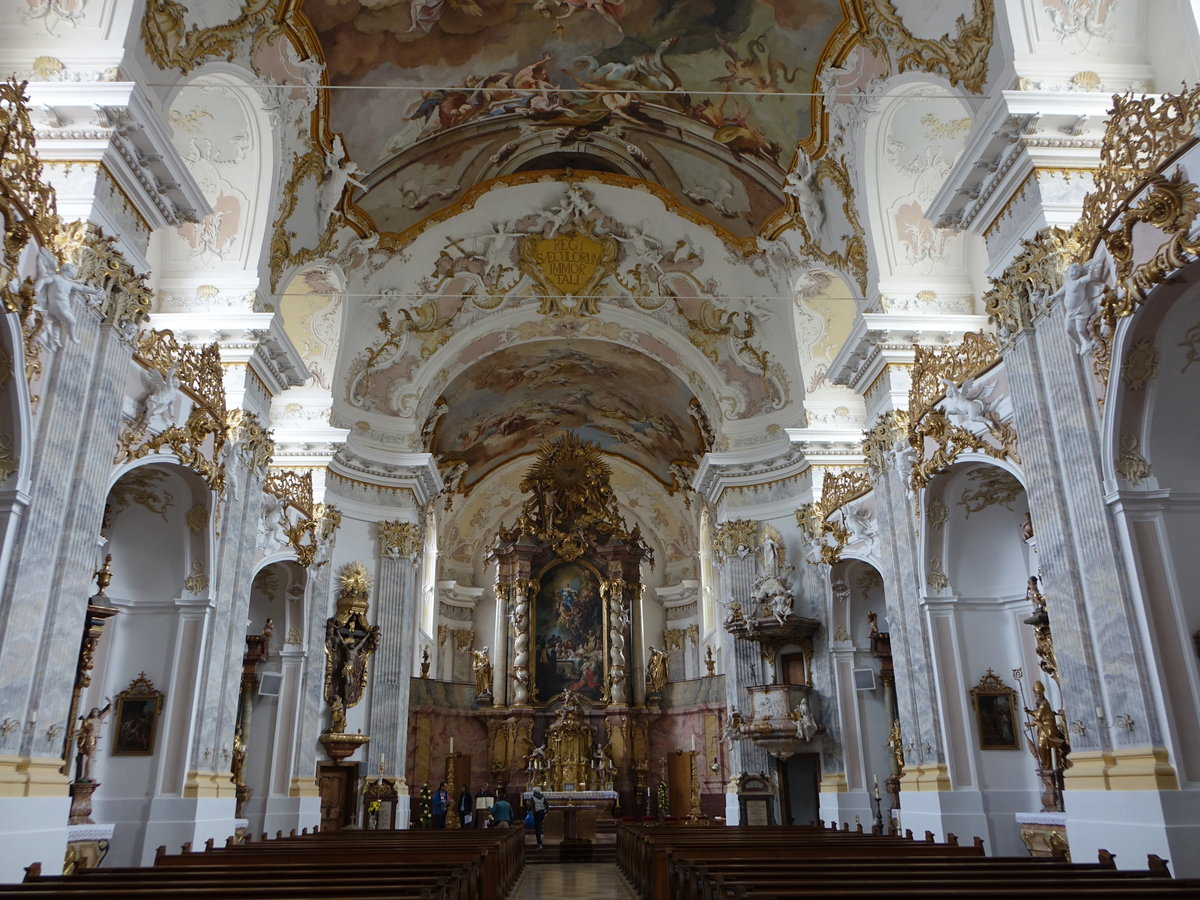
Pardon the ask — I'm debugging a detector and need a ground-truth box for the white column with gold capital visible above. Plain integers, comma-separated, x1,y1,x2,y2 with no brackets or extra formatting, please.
370,520,423,828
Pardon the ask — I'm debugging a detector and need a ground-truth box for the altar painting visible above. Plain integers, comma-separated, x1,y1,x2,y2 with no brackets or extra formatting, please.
535,562,605,703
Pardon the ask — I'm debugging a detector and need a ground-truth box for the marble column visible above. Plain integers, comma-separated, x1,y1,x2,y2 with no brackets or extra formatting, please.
2,318,129,764
869,450,948,784
1004,303,1160,759
371,520,422,827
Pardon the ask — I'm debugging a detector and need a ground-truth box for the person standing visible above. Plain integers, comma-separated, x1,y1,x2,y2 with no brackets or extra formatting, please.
433,781,449,829
457,784,474,826
529,786,548,849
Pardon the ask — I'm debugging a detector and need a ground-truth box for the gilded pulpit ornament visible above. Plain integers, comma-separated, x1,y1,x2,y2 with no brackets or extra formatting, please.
323,562,380,736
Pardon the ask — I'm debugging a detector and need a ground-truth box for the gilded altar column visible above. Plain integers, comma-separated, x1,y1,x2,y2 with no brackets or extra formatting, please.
508,579,533,707
370,520,423,827
605,580,631,707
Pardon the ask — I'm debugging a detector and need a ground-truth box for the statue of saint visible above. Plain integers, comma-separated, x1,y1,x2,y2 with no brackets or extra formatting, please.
75,700,112,783
646,646,669,694
230,729,246,787
887,718,905,773
472,646,493,697
1025,680,1069,771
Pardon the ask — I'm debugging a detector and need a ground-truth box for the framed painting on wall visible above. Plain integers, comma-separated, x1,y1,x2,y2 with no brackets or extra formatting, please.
970,669,1020,750
112,672,164,755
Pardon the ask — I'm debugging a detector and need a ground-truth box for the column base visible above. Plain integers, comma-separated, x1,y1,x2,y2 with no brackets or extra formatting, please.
1064,787,1200,877
893,786,1040,857
0,795,71,882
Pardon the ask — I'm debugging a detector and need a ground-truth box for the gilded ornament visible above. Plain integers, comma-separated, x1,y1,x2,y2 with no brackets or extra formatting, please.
184,504,208,535
662,628,686,653
982,227,1080,343
957,467,1023,517
713,519,760,562
109,467,174,521
184,560,208,594
1076,85,1200,263
228,410,274,472
819,469,872,516
863,410,908,475
1121,340,1160,389
452,629,475,652
1116,433,1151,485
496,433,650,564
927,558,949,592
284,626,303,645
265,469,314,518
0,79,59,322
518,223,618,316
140,0,276,76
861,0,994,94
378,520,422,560
927,497,948,530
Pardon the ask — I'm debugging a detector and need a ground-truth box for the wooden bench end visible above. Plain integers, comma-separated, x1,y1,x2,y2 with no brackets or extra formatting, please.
22,862,41,882
1098,848,1116,868
1148,853,1171,877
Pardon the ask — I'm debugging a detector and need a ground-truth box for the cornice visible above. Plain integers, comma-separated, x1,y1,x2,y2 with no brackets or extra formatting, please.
693,438,807,507
328,447,443,508
27,81,207,229
926,90,1111,234
829,312,989,391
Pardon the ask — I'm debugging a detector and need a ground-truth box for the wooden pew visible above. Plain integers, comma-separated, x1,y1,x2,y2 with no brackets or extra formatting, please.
618,823,1200,900
3,827,524,900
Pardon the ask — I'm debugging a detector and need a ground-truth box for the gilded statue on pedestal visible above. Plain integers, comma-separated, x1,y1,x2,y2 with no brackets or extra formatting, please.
323,562,380,733
472,646,493,698
1025,680,1070,772
646,646,669,695
74,700,112,783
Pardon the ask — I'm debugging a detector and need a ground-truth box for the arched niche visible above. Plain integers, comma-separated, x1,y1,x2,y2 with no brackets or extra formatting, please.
918,460,1042,840
238,560,308,835
828,558,892,798
1105,263,1200,784
89,460,213,865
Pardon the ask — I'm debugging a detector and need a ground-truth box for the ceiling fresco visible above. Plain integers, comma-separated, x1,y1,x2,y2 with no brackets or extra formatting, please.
429,339,709,490
305,0,844,164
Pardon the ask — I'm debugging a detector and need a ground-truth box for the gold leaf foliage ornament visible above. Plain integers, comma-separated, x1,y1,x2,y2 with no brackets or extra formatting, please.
140,0,276,76
861,0,995,94
498,433,650,564
378,520,422,560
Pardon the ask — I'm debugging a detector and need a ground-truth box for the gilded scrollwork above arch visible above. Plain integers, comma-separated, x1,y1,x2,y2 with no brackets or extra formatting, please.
859,0,995,95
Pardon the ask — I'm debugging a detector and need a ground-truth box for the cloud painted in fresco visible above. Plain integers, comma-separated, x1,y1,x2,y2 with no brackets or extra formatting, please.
432,339,704,489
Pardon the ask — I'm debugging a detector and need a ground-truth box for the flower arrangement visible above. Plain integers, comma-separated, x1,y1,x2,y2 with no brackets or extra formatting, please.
419,782,432,829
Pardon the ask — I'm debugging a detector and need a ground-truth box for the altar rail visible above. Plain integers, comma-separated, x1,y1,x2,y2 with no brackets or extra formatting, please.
2,826,524,900
617,823,1200,900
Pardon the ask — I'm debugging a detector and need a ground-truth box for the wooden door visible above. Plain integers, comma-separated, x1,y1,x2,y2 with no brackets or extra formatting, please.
317,764,356,832
666,751,694,818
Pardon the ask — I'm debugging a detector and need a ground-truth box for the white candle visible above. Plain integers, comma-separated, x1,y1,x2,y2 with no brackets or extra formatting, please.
690,733,696,752
449,737,454,755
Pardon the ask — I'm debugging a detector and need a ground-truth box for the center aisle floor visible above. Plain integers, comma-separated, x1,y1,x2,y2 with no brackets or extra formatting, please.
511,862,637,899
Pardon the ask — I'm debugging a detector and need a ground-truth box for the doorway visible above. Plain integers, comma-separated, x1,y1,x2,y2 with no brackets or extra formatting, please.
779,753,819,826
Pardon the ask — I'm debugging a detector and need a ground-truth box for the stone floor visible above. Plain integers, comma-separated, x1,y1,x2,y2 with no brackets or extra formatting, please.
510,862,637,899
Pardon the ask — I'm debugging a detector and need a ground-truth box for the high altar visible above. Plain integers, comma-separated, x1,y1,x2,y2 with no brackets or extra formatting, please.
484,435,653,809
